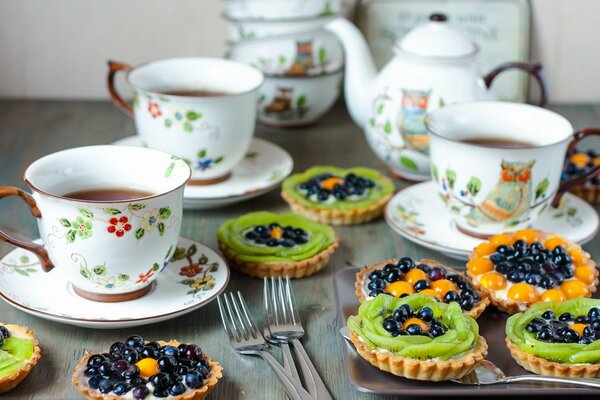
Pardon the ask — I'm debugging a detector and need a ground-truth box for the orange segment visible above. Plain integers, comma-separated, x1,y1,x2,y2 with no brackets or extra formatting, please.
466,257,494,276
560,280,591,299
480,272,507,290
571,153,590,168
474,242,496,257
574,266,595,285
540,288,566,302
430,279,459,298
320,177,344,191
270,226,283,240
570,249,588,266
490,233,513,247
404,268,428,284
594,157,600,167
571,323,587,336
403,317,429,333
418,288,440,299
385,281,415,297
543,236,565,251
507,283,539,304
136,357,159,378
513,229,539,244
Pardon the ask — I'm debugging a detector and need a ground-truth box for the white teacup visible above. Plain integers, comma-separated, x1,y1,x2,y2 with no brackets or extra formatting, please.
107,57,264,185
427,102,600,237
0,145,191,302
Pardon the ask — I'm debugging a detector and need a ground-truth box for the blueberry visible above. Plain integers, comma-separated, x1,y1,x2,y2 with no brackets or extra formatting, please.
552,272,565,284
533,252,547,263
459,295,475,311
114,360,130,372
176,365,189,376
537,328,554,340
169,382,186,396
385,271,400,283
406,324,422,335
98,361,115,377
150,372,171,389
383,318,400,333
530,242,543,252
185,371,204,389
430,326,445,337
122,364,140,380
525,273,541,285
88,375,102,390
266,239,279,247
130,377,148,386
113,382,132,396
281,239,295,248
496,245,509,254
562,329,580,343
526,323,540,333
495,262,512,274
158,356,177,373
268,222,281,230
169,373,183,383
579,336,594,345
575,315,590,324
393,307,409,322
368,289,383,297
444,290,460,303
184,344,203,361
0,326,9,339
126,335,144,348
87,354,106,367
398,304,413,318
507,271,525,283
317,192,329,201
583,326,595,337
446,274,461,284
84,366,99,377
416,263,431,273
561,266,574,278
125,351,139,364
141,346,157,359
196,364,210,377
367,280,379,290
589,307,600,321
162,346,178,358
153,388,169,398
244,231,258,240
414,279,430,292
591,321,600,331
539,276,556,289
334,191,347,200
368,270,383,281
254,225,267,234
461,288,478,300
397,257,415,272
416,307,434,322
110,342,127,355
295,236,308,245
98,378,114,394
542,311,556,320
515,263,531,274
489,253,506,264
428,267,446,281
514,239,527,249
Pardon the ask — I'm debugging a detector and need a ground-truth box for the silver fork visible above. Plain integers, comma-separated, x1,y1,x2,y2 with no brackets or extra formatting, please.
265,276,333,400
217,292,312,400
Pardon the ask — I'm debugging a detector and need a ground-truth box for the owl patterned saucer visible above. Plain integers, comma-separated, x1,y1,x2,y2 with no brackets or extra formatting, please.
113,136,294,210
385,181,599,260
0,237,229,328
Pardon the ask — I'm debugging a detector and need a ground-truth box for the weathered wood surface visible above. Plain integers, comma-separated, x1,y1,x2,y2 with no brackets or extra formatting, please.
0,101,598,399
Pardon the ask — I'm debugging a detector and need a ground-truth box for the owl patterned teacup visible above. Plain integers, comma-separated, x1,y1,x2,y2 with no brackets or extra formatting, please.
427,102,600,237
0,146,191,302
107,57,264,185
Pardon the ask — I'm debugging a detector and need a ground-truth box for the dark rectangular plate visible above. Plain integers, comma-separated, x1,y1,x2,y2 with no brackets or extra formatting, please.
334,267,599,396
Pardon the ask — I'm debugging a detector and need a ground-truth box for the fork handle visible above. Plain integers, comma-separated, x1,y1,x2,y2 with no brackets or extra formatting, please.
282,342,301,383
292,338,333,400
257,350,313,400
505,375,600,388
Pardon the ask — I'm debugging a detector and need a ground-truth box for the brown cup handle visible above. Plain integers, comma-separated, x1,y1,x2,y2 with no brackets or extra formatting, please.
552,128,600,207
0,187,53,272
107,60,134,119
483,62,547,107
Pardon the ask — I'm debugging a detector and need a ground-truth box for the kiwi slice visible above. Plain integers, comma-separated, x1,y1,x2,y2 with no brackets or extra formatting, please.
0,337,34,378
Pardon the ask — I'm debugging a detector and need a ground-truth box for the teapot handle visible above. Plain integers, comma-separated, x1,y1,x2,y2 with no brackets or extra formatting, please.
483,62,547,107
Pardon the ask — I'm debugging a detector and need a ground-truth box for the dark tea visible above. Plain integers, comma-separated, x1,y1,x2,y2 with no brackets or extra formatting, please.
63,188,154,201
460,137,535,148
159,89,228,97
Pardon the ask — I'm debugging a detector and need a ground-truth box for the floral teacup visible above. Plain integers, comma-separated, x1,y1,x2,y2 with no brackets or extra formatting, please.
107,57,264,185
0,145,191,301
427,102,600,237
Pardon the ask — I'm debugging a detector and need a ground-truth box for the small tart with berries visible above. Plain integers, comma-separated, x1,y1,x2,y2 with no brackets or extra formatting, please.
0,324,41,393
506,298,600,378
217,211,339,278
72,335,222,400
355,257,489,319
562,149,600,204
467,229,599,314
281,166,394,225
347,294,488,381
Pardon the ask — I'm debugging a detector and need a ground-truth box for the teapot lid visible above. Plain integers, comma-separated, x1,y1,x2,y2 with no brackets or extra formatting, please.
395,13,478,59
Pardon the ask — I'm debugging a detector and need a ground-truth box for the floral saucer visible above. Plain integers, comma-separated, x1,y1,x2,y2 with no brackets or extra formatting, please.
385,181,599,260
0,237,229,328
113,136,294,210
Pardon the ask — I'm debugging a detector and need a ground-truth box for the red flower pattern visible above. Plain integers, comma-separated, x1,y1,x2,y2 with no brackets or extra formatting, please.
107,216,132,237
136,270,154,283
148,101,162,119
179,264,202,278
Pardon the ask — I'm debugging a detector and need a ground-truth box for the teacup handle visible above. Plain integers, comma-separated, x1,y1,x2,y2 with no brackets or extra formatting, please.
483,62,547,107
107,60,134,119
552,128,600,207
0,187,54,272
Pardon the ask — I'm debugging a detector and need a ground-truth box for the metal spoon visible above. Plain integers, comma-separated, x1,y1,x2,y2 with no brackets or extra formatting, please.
339,327,600,388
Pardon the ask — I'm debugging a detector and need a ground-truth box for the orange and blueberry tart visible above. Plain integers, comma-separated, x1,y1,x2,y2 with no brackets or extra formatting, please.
281,166,394,225
467,229,599,314
216,211,338,278
562,149,600,203
506,298,600,377
72,335,222,399
347,293,488,381
0,323,41,393
355,258,489,318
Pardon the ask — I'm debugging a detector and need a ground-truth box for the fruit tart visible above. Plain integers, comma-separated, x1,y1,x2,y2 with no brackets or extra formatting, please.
281,166,394,225
217,211,339,278
355,257,489,318
72,335,222,399
467,229,598,314
562,148,600,203
347,293,488,381
506,298,600,377
0,323,41,393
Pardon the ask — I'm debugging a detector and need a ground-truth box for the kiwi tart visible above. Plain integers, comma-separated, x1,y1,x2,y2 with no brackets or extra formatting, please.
281,166,394,225
347,294,488,381
355,257,489,319
72,335,222,399
506,298,600,377
0,323,41,393
217,211,338,278
467,229,598,314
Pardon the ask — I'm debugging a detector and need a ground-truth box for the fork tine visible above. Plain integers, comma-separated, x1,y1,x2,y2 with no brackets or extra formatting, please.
218,294,240,343
225,292,249,341
276,276,289,324
237,291,261,339
285,276,301,325
270,276,281,326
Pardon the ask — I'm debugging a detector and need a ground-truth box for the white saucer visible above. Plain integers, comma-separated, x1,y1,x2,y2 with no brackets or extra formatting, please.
113,136,294,210
0,237,229,328
385,181,600,260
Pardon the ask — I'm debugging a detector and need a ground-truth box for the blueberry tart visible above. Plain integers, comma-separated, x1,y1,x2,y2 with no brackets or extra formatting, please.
281,166,394,225
0,323,41,393
347,294,488,381
506,298,600,377
355,258,489,319
562,149,600,203
72,335,222,399
467,229,599,314
217,211,339,278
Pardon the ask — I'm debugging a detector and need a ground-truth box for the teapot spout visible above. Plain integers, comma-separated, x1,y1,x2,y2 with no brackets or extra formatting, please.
325,17,377,129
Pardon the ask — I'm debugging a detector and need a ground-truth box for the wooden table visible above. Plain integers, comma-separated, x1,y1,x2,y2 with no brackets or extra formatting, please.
0,101,599,399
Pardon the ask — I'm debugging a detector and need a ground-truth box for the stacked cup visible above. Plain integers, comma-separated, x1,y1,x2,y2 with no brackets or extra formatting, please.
224,0,345,127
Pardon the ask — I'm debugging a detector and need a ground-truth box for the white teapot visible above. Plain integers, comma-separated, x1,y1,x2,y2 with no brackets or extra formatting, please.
326,13,546,180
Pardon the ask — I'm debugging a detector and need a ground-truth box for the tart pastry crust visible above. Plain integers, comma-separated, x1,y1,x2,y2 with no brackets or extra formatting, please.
219,234,339,278
72,340,223,400
355,259,489,319
570,186,600,204
281,190,392,225
0,324,42,394
349,330,488,381
505,336,600,378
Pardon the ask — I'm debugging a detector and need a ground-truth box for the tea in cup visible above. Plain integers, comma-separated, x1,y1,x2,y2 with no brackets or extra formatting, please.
427,102,600,237
0,145,191,301
107,57,264,185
